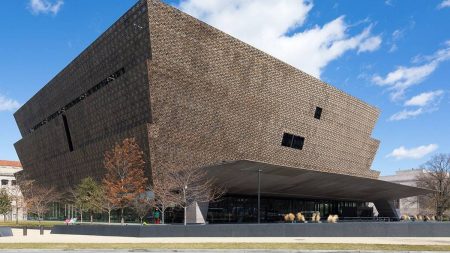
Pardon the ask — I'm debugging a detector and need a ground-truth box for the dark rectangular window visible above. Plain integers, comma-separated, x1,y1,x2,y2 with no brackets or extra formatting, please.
292,136,305,150
1,180,8,186
281,132,305,150
62,114,74,152
281,133,294,147
314,107,322,120
11,180,16,186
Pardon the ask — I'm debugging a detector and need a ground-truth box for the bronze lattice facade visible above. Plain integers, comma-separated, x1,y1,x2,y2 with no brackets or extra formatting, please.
15,0,381,191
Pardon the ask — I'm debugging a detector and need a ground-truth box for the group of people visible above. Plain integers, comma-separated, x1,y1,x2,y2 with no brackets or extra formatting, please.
142,209,161,225
64,217,78,225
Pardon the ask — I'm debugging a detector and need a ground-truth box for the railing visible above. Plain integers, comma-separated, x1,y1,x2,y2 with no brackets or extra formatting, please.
337,216,396,222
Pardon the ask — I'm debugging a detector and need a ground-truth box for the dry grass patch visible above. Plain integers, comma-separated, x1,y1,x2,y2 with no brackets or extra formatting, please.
0,243,450,251
0,220,63,229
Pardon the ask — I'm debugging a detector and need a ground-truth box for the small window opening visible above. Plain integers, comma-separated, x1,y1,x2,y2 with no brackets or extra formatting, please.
314,107,322,120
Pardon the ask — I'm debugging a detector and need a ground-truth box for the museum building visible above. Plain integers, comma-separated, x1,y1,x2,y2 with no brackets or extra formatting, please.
14,0,430,223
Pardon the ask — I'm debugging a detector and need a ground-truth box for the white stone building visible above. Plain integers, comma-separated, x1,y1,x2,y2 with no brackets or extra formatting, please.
380,169,428,216
0,160,25,221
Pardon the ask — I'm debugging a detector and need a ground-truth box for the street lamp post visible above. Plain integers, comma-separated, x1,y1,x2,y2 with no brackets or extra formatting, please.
257,169,262,224
184,185,187,226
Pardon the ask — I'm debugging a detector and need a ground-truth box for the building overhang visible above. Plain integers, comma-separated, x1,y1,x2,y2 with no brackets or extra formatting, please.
203,160,432,202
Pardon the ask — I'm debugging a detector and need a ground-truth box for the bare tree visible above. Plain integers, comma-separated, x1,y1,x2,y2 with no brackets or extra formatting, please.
151,167,177,224
103,138,148,224
15,175,35,218
24,183,61,225
416,153,450,219
169,166,225,226
16,172,61,224
132,190,153,224
7,184,25,224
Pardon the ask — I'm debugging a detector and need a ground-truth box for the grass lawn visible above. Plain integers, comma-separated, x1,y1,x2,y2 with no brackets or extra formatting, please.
0,220,63,229
0,243,450,251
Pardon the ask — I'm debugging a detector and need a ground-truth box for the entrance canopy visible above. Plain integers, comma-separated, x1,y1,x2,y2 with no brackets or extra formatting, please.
204,160,432,202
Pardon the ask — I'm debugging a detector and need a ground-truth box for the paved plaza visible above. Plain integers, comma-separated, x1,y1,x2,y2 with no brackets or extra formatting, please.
1,250,450,253
1,228,450,246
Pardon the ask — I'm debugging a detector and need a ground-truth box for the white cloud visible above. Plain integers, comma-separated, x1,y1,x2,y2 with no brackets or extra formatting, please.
178,0,381,78
358,35,382,53
387,144,438,160
389,44,398,53
372,63,437,100
438,0,450,9
372,44,450,100
404,90,444,107
392,29,404,41
388,29,404,53
28,0,63,15
0,94,20,112
389,90,444,121
389,108,423,121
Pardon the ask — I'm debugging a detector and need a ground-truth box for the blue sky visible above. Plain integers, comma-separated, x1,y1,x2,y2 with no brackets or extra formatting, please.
0,0,449,176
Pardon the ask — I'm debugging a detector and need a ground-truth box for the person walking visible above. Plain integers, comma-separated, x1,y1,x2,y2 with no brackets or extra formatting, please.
154,209,160,224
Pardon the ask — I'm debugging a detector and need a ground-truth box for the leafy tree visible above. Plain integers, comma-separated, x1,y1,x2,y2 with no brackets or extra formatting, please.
416,153,450,219
74,177,103,223
97,185,117,223
103,138,148,224
0,189,12,221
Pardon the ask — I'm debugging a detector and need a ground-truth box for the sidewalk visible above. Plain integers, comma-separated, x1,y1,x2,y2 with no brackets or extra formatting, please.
1,228,450,245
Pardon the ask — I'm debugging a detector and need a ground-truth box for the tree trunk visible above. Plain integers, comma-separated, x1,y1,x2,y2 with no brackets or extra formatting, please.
15,207,19,225
121,208,124,225
108,210,111,223
80,210,83,223
90,213,93,223
161,209,165,225
184,206,187,226
437,202,444,220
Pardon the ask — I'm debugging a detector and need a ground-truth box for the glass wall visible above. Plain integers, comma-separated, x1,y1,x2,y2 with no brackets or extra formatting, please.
35,195,373,224
207,194,372,223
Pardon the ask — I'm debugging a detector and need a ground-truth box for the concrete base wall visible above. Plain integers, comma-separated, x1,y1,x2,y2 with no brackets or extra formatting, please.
186,202,209,224
52,222,450,237
0,227,13,237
